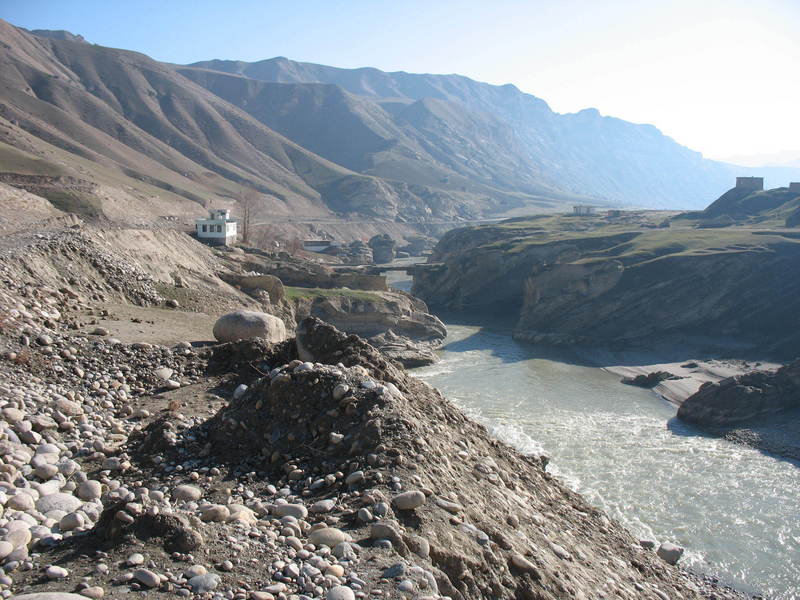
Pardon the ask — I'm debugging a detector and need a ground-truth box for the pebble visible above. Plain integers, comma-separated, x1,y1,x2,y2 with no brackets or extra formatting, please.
127,553,145,566
309,499,336,513
326,586,355,600
188,573,220,593
200,504,230,522
133,568,161,588
344,471,364,486
511,554,537,572
308,527,350,547
77,480,102,501
80,587,105,599
272,503,307,519
0,541,13,560
184,565,207,578
59,512,85,531
45,565,69,579
173,484,203,502
392,490,426,510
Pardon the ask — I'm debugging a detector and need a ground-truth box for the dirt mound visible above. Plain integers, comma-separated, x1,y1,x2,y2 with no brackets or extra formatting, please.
132,318,744,600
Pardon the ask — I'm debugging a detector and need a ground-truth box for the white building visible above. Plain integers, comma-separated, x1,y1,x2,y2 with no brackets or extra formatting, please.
572,205,595,215
196,209,237,246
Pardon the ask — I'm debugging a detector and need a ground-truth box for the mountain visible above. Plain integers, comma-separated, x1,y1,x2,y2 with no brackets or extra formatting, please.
176,65,565,203
0,21,497,225
189,56,800,208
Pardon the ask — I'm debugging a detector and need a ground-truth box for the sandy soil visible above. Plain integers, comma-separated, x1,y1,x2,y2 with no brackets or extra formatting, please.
79,303,220,346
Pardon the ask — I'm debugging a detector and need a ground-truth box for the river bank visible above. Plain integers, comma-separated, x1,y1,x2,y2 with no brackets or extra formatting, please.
409,315,800,599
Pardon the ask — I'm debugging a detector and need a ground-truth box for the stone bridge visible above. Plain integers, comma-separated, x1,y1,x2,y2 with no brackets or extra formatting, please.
364,262,446,276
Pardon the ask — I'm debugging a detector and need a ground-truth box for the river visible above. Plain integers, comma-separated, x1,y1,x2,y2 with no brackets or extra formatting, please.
386,268,800,599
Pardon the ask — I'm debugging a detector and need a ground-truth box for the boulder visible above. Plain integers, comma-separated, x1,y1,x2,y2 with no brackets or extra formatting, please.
677,360,800,427
213,310,287,344
656,542,684,565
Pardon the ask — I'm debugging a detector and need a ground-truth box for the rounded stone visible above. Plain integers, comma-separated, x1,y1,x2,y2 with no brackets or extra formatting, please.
309,499,336,514
77,480,102,501
79,587,104,599
392,490,426,510
200,505,229,522
59,512,85,532
45,565,69,579
8,493,35,512
272,503,307,519
213,310,287,344
657,542,684,565
173,485,202,502
36,492,82,514
0,541,14,560
326,586,355,600
188,573,220,593
308,527,350,548
133,568,160,588
11,594,87,600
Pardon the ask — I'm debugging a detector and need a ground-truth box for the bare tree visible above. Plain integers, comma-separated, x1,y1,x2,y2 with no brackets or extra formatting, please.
237,185,260,245
286,236,303,255
252,224,280,251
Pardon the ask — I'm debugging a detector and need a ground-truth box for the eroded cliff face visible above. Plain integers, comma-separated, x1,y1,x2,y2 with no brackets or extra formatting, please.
412,222,636,313
413,220,800,355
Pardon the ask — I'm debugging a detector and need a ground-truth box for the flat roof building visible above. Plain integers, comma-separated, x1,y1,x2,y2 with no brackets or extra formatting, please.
573,205,595,215
196,209,237,246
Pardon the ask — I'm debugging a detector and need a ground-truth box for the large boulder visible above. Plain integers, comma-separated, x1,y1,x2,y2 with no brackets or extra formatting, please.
213,310,287,344
677,360,800,427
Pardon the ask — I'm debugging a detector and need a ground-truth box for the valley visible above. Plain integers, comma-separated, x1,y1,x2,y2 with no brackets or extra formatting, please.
0,12,799,600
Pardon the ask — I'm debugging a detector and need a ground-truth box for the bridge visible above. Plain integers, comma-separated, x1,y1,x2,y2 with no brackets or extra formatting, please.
363,262,446,276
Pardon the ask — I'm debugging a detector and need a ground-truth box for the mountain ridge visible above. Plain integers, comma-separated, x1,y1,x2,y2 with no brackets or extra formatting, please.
188,55,800,208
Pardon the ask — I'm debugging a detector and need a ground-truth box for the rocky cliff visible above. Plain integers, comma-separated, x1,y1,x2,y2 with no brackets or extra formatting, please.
413,214,800,355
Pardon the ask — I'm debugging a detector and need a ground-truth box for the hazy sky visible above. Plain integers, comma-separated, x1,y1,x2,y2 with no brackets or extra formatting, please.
3,0,798,162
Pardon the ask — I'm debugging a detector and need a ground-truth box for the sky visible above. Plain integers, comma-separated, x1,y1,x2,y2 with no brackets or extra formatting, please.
2,0,799,163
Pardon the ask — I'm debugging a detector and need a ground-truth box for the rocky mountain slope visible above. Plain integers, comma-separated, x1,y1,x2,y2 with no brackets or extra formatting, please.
0,21,488,227
188,57,800,208
412,195,800,357
176,65,570,210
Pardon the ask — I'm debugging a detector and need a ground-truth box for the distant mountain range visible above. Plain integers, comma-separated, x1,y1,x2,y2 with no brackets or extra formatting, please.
1,20,798,226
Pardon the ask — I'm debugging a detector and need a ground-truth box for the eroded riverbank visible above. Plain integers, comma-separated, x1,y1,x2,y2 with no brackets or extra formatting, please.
410,317,800,599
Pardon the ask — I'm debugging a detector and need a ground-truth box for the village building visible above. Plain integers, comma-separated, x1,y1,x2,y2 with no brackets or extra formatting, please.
572,205,595,215
196,209,237,246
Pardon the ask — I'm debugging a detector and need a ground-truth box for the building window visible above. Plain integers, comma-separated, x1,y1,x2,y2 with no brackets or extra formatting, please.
217,225,223,233
201,225,207,232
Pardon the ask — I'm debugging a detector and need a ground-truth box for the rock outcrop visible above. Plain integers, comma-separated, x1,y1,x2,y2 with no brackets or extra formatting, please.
368,234,396,264
677,360,800,427
294,290,446,349
413,216,800,356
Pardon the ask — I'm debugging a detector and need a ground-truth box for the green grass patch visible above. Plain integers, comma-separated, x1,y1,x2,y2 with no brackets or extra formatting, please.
284,286,381,302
